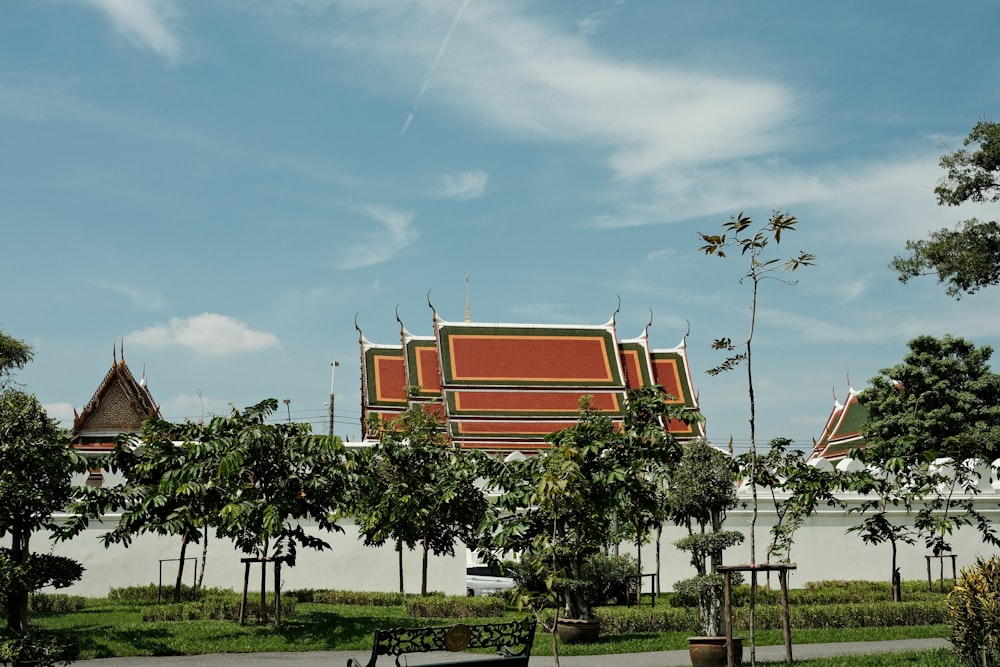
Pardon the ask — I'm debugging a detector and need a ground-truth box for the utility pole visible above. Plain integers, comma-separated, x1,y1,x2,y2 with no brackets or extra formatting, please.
329,361,339,437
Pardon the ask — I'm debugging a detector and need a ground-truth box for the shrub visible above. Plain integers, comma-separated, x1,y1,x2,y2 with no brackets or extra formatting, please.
308,590,436,606
107,584,200,603
0,628,76,667
139,591,296,622
582,553,640,606
509,553,640,610
948,556,1000,667
406,596,506,618
803,579,953,603
29,593,87,613
593,600,947,635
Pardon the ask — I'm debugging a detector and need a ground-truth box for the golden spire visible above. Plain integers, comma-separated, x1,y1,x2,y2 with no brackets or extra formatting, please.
464,273,470,322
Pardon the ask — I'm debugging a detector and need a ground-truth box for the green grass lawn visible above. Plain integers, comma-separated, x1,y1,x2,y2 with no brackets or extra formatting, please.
30,598,952,661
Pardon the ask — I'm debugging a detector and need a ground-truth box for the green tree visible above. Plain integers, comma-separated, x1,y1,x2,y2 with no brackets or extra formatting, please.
0,391,84,634
892,119,1000,298
666,438,744,637
842,443,929,603
698,210,815,562
0,332,33,387
208,399,356,623
848,334,1000,601
489,398,625,664
492,400,616,621
75,417,224,603
862,335,1000,464
0,357,87,667
615,385,689,601
742,437,842,566
699,210,814,663
357,406,491,595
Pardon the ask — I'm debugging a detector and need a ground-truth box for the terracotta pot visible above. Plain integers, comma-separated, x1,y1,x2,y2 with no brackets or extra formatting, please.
688,636,742,667
555,618,601,644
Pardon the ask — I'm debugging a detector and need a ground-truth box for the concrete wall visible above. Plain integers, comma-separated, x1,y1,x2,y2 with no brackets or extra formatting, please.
15,459,1000,598
36,516,465,598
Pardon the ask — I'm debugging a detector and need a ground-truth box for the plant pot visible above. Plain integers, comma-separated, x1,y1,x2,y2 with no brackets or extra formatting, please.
555,618,601,644
688,636,742,667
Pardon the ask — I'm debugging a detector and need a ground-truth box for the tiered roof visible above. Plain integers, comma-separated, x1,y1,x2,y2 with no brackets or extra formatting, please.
72,345,161,453
358,307,702,453
808,386,868,462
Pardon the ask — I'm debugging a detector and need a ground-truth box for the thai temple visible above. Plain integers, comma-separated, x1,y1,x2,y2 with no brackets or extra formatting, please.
357,303,704,454
70,344,160,485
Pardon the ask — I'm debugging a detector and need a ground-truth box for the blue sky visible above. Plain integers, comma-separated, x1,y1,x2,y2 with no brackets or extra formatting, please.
5,0,1000,452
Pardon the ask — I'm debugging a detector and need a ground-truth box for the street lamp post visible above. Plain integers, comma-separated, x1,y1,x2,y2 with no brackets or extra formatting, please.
329,361,339,437
283,398,291,423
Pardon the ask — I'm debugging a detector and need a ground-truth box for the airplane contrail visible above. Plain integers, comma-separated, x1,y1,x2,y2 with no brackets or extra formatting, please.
401,0,470,136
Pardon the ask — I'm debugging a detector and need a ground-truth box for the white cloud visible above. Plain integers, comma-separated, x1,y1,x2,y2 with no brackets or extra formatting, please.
578,1,626,36
126,313,281,355
81,0,183,64
91,280,164,310
588,150,960,238
437,169,487,200
337,203,417,269
311,3,798,177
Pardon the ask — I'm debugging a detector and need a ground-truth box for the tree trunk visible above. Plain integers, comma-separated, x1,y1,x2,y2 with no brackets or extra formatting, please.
260,540,269,623
7,526,28,633
655,523,662,596
396,539,404,593
174,531,190,603
421,531,429,596
197,532,208,591
891,540,901,602
635,518,643,607
700,582,724,637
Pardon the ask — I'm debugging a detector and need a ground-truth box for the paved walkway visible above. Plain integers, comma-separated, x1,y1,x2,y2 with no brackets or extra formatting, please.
83,638,950,666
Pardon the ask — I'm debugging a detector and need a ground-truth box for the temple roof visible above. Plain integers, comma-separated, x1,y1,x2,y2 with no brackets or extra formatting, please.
358,309,702,453
72,345,161,451
808,386,868,461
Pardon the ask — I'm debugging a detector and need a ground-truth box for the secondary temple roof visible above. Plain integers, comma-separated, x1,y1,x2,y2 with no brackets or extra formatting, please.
72,345,161,453
358,307,703,453
808,385,868,461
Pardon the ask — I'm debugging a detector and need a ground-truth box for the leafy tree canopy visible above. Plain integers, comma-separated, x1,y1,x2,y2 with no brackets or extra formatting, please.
0,373,85,636
0,330,33,386
207,398,356,566
356,405,491,594
860,334,1000,462
935,120,1000,206
892,119,1000,298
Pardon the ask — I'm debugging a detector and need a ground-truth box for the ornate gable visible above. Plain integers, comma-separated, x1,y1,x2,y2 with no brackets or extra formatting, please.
72,346,160,450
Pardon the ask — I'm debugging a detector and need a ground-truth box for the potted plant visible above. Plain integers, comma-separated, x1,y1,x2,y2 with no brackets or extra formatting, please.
667,438,745,667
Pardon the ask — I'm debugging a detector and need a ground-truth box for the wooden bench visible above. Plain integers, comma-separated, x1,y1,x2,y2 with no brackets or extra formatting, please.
347,618,536,667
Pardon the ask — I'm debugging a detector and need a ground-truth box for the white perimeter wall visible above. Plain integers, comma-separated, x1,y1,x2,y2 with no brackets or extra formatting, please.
13,467,1000,598
31,516,465,598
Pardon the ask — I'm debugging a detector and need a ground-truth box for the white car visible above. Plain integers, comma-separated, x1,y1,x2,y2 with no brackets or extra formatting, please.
466,565,515,597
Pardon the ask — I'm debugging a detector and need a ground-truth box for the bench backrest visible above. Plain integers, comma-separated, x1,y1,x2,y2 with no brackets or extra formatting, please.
356,618,536,667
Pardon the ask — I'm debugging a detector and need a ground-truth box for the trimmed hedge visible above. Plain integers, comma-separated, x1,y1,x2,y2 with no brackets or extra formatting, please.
298,590,424,606
287,589,504,618
596,600,947,634
140,594,297,622
405,596,506,618
108,584,201,603
29,593,87,613
666,579,954,608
